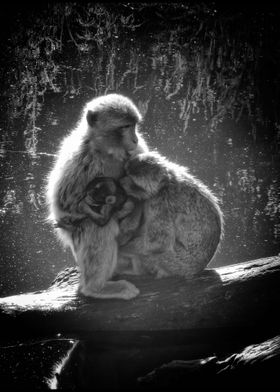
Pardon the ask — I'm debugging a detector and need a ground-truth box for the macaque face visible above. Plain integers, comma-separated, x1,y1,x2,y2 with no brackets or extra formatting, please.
121,153,165,199
86,104,141,156
85,177,127,210
85,179,116,206
93,118,140,155
119,124,139,152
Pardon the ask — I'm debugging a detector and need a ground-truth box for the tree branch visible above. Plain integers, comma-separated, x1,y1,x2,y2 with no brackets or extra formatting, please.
0,256,279,343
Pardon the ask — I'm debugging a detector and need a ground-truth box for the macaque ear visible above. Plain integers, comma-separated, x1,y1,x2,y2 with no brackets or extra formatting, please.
86,110,98,127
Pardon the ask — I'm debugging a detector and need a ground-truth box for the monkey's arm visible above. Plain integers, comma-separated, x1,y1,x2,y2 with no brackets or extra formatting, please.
117,201,144,246
119,234,165,255
56,203,111,230
120,175,156,200
55,218,77,232
78,201,114,226
54,208,90,232
119,236,146,255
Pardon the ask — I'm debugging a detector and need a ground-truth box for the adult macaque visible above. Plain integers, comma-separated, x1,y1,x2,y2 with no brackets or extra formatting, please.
46,94,148,299
118,151,224,278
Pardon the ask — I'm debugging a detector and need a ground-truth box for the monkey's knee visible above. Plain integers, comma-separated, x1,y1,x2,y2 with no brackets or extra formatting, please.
116,254,146,275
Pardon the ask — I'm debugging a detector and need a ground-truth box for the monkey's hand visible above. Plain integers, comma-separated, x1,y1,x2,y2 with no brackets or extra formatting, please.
78,200,112,226
94,204,114,226
116,199,135,220
55,217,79,232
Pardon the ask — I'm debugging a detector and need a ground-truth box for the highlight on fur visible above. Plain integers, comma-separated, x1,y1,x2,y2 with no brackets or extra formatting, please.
54,177,128,230
119,150,224,278
45,93,147,299
45,92,224,299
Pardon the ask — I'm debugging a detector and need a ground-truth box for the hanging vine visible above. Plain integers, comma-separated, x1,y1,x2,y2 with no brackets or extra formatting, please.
3,2,280,153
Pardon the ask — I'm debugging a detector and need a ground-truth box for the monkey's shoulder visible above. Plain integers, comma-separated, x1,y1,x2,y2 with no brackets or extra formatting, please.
150,171,218,215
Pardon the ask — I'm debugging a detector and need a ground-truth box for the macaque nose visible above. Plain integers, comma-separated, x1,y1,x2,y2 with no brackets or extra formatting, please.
132,135,138,145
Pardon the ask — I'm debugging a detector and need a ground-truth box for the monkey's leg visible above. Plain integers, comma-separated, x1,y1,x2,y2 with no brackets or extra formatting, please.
132,217,196,278
74,221,139,300
143,243,209,279
118,236,145,255
120,219,175,255
115,253,146,276
117,202,144,246
118,228,175,277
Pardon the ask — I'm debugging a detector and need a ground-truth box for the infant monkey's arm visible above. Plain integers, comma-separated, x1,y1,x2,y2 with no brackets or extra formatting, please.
83,176,132,223
56,177,128,230
55,204,112,231
78,199,113,225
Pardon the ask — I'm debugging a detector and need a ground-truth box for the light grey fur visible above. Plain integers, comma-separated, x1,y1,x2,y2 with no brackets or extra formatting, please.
46,94,148,299
119,151,224,278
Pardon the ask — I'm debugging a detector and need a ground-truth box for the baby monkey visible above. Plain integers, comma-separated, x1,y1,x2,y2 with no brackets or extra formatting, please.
55,177,128,230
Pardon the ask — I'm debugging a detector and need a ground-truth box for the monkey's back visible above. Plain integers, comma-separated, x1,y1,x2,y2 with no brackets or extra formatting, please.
146,165,223,269
172,170,223,265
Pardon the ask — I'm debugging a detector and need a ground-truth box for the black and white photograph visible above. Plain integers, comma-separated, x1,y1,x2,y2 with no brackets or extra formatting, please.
0,2,279,390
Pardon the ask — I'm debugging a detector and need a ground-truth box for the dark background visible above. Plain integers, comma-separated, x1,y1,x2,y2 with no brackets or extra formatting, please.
0,1,279,297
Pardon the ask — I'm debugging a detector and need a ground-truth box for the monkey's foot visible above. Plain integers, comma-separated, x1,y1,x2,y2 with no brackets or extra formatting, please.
79,280,140,300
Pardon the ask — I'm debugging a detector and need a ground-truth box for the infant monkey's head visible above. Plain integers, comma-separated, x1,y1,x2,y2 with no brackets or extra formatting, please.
85,177,127,213
121,152,165,199
55,177,127,231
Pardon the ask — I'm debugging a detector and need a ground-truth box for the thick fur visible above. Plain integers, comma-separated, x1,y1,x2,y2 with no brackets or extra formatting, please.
119,151,224,279
55,177,128,229
46,94,147,299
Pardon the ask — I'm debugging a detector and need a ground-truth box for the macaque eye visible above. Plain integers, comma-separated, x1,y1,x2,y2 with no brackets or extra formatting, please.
120,124,134,132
